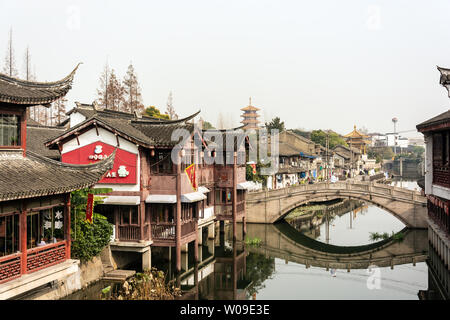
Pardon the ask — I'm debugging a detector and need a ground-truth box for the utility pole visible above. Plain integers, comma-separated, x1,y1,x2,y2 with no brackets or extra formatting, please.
350,140,353,179
325,132,329,181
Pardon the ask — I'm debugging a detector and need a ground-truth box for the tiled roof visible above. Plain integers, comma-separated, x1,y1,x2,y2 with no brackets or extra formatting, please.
26,125,66,159
0,149,115,202
46,110,200,149
0,64,80,106
416,109,450,131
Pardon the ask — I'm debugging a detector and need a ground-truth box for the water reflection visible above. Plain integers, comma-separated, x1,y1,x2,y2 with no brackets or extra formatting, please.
64,198,428,300
285,199,406,246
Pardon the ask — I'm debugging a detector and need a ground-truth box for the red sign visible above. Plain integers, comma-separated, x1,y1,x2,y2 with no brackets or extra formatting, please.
62,141,137,184
86,193,94,223
185,164,197,191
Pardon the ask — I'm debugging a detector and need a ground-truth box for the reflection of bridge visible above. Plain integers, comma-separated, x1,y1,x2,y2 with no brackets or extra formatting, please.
246,181,427,228
240,223,428,270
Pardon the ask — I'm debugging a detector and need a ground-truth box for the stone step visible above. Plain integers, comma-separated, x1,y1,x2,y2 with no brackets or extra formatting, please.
102,269,136,282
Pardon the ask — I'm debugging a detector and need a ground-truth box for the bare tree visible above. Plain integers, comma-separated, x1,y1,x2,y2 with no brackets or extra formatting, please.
166,91,178,120
107,69,125,111
51,97,68,125
96,62,111,109
3,28,19,77
217,112,225,129
123,63,144,114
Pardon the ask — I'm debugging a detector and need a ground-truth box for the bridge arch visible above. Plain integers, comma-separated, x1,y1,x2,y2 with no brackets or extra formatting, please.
245,181,427,228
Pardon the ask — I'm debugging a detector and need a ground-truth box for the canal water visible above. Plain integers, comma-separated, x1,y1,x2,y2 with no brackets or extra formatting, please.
64,181,428,300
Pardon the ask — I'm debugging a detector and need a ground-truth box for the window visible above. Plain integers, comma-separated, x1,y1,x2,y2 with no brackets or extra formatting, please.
150,150,173,174
0,213,19,257
0,114,20,146
27,207,64,249
119,206,139,225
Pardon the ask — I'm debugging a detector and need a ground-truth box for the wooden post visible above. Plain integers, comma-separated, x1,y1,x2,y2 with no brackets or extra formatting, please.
20,201,27,275
140,201,145,241
65,193,71,259
176,156,182,273
232,152,237,241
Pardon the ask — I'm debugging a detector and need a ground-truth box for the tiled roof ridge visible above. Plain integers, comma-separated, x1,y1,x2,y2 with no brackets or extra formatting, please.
26,148,116,170
131,110,200,125
0,63,80,88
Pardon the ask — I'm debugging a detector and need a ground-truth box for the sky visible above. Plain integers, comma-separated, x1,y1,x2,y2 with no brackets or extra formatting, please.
1,0,450,137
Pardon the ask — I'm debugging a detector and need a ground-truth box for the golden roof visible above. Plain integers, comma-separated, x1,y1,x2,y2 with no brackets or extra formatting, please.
344,125,369,138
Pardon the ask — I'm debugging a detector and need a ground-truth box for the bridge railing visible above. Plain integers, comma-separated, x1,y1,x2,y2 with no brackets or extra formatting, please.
249,180,425,203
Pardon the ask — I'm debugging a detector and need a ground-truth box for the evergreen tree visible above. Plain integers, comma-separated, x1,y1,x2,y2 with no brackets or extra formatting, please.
144,106,170,119
265,117,285,132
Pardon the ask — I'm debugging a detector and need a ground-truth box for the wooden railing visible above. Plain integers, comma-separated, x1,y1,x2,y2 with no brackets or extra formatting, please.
433,164,450,188
0,253,21,284
215,201,246,218
118,225,141,241
151,220,197,241
151,224,175,240
181,220,196,237
26,241,66,274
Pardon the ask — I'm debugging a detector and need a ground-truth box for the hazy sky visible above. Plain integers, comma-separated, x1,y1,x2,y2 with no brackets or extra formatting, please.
2,0,450,137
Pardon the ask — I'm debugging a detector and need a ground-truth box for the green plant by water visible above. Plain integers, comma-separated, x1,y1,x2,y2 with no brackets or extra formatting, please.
245,237,262,246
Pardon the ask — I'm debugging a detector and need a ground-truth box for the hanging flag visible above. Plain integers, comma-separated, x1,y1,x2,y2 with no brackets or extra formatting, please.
185,164,197,191
86,193,94,223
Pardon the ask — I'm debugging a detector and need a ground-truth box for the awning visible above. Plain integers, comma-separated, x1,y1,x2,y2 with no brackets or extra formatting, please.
101,196,141,205
198,186,210,193
181,192,207,203
237,181,256,190
145,192,206,204
300,152,316,159
145,194,177,204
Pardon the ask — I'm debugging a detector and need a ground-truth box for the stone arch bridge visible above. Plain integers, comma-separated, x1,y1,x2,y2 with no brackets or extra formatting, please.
246,181,427,228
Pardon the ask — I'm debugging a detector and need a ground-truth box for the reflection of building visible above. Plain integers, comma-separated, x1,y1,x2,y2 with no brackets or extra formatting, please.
416,75,450,300
0,66,113,299
176,238,250,300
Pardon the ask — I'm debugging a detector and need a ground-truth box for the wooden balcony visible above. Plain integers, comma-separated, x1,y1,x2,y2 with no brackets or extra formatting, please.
214,201,245,221
151,220,197,247
118,224,150,242
433,164,450,188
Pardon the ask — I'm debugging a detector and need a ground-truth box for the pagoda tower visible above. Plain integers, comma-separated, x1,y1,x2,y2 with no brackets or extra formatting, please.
344,125,371,154
240,97,260,130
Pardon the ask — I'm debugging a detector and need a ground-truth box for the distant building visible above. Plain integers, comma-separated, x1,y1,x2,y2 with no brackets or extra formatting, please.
240,98,260,130
344,125,371,154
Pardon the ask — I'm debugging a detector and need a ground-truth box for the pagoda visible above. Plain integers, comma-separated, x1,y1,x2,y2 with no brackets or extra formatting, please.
344,125,371,154
240,98,260,130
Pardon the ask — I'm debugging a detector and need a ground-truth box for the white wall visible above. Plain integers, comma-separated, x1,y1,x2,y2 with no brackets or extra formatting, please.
69,112,87,128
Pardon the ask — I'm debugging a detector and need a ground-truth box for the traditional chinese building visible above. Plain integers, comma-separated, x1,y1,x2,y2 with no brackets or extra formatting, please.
417,107,450,300
240,98,260,130
0,66,114,299
344,125,371,155
46,105,251,273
